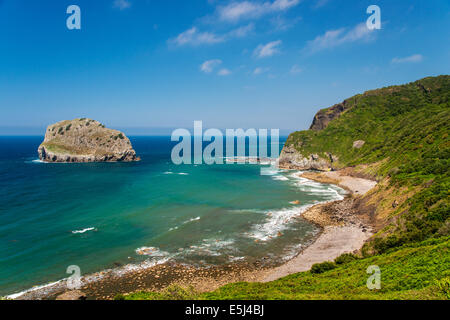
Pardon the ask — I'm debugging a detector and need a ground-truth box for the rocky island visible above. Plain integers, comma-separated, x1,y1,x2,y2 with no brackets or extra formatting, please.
38,118,140,163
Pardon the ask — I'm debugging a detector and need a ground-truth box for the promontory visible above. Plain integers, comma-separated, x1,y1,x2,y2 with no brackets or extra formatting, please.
38,118,140,162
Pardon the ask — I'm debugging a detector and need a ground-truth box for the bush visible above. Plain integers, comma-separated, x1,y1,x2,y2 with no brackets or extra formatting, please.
334,253,359,265
310,261,336,274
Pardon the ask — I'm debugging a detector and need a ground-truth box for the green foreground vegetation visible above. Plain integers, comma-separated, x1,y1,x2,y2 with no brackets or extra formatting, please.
124,76,449,300
122,237,449,300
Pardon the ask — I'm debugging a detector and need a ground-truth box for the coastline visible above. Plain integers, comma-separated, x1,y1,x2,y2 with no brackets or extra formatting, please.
10,169,377,300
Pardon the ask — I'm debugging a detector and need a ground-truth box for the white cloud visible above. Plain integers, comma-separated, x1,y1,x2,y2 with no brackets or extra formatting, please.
253,67,269,75
170,27,225,46
391,54,423,64
270,15,301,31
313,0,330,9
227,23,255,38
304,23,375,54
254,40,282,58
290,64,302,74
217,0,300,22
113,0,131,10
200,59,223,73
169,24,254,47
218,68,232,76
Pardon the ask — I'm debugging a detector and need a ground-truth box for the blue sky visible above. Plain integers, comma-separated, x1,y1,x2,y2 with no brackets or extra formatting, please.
0,0,449,135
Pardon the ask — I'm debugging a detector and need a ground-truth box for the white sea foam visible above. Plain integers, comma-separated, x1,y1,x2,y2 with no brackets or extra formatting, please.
271,175,289,181
183,238,236,257
135,246,170,258
247,205,314,241
72,227,96,234
185,216,200,223
31,159,45,164
163,171,189,176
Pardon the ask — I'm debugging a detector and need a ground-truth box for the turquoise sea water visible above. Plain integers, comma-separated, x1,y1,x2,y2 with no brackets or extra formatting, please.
0,136,345,297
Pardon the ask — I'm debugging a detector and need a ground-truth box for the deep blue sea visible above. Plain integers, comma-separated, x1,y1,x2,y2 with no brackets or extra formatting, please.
0,136,345,297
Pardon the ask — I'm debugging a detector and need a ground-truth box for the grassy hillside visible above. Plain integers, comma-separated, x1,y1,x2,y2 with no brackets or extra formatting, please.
122,76,449,300
285,75,449,254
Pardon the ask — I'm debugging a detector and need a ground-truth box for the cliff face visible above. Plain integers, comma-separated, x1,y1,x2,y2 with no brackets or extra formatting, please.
279,75,449,172
309,100,352,131
38,119,140,163
278,145,336,171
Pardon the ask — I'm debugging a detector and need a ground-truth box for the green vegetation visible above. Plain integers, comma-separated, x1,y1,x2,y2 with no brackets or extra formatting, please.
124,76,449,300
285,76,449,253
118,285,198,301
310,261,337,274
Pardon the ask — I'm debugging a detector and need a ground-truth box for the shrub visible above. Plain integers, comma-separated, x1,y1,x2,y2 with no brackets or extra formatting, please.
310,261,336,274
335,253,359,265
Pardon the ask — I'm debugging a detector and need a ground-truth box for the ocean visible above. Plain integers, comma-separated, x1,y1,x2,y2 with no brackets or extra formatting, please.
0,136,346,297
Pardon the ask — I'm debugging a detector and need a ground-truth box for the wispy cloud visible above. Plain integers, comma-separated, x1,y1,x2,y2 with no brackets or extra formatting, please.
290,64,302,74
200,59,223,73
304,23,375,54
169,24,254,47
169,27,225,46
253,67,269,75
218,68,232,76
312,0,330,9
270,15,301,31
216,0,301,23
254,40,282,58
391,54,423,64
113,0,131,10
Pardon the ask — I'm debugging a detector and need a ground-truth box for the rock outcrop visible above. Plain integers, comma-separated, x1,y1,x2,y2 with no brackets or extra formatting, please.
278,145,337,171
38,118,140,163
309,99,352,131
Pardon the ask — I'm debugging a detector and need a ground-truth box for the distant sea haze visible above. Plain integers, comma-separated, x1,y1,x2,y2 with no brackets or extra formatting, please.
0,126,297,137
0,136,345,297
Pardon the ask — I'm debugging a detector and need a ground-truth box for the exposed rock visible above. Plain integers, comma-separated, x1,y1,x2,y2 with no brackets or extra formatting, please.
38,118,140,163
55,290,86,300
278,145,334,171
353,140,366,149
309,99,352,131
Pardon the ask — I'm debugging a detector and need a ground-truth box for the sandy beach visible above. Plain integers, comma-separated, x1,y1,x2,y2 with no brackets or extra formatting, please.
263,170,377,282
12,170,377,300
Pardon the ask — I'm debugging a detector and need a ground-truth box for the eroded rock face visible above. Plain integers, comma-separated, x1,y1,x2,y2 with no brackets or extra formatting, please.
38,119,140,163
278,145,336,171
309,99,352,131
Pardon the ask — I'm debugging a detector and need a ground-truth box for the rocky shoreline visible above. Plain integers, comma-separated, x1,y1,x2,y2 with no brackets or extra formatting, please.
11,170,376,300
